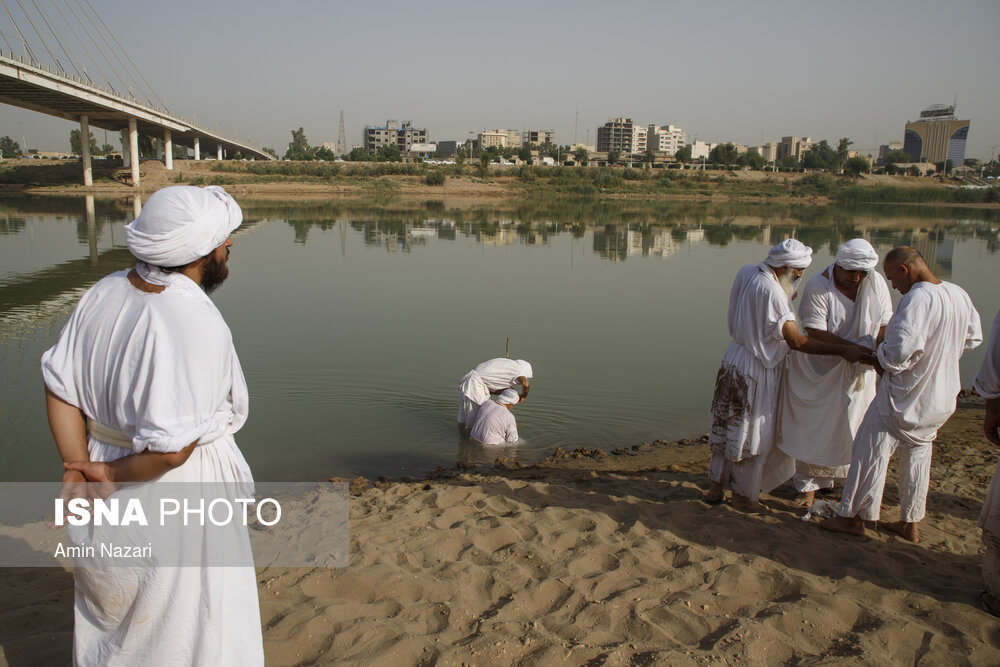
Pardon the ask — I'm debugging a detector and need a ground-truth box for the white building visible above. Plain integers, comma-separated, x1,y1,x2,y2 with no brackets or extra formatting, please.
647,124,687,156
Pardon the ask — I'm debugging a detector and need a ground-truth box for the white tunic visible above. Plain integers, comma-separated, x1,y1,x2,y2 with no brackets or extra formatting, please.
469,400,519,445
41,269,263,666
976,310,1000,538
778,267,892,468
874,281,982,446
457,358,532,425
709,263,795,462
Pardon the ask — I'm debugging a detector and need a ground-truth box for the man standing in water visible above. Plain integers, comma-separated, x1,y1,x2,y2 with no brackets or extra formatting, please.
470,389,521,445
822,246,981,542
41,185,264,665
777,239,893,507
458,357,532,430
707,238,871,511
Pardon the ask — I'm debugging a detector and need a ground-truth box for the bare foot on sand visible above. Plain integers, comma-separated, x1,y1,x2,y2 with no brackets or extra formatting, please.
731,494,767,513
793,491,816,508
820,515,867,537
705,482,725,504
880,520,919,543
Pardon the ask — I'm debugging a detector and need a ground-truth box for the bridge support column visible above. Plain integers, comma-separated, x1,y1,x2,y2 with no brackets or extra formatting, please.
217,145,223,161
133,194,142,219
85,195,97,263
80,115,93,186
194,137,200,160
121,131,130,167
164,129,173,170
128,118,139,187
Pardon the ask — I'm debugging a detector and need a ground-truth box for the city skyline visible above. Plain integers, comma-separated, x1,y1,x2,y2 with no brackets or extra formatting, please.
2,0,999,160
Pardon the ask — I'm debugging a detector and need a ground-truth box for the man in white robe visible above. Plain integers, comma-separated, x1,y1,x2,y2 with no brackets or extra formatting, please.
40,185,264,665
458,357,532,428
707,239,872,511
974,308,1000,614
822,246,982,543
778,239,893,507
470,389,520,445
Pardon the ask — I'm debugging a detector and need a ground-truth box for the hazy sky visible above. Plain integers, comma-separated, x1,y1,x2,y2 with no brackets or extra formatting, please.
3,0,999,159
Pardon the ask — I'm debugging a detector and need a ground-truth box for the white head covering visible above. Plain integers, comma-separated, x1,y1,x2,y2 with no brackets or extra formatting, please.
835,238,879,271
764,238,813,269
515,360,533,379
498,389,520,405
124,185,242,267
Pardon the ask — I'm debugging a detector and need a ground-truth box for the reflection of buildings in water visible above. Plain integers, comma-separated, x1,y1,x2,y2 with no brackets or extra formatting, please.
593,226,706,261
361,222,431,252
867,231,954,279
478,227,518,247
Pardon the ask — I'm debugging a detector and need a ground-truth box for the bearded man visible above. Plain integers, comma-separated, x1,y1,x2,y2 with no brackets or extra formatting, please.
707,238,871,511
822,246,981,543
41,185,264,665
777,239,893,507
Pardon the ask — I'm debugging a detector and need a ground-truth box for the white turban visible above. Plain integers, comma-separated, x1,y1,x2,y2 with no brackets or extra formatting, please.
835,238,879,271
498,389,520,405
764,238,813,269
515,360,533,379
124,185,242,267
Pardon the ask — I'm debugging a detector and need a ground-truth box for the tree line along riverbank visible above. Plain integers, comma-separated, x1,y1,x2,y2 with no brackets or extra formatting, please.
2,157,999,206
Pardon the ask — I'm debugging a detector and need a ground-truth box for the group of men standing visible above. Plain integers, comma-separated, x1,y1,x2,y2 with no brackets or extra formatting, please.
707,236,987,549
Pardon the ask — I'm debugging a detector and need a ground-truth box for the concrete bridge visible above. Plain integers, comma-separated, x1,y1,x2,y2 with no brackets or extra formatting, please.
0,50,273,186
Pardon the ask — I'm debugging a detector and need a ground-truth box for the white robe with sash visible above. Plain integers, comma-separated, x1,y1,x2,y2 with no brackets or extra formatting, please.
41,267,263,667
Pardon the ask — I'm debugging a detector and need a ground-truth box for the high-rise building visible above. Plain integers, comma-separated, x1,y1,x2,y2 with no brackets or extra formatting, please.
903,104,970,165
647,124,687,156
363,120,428,155
597,118,646,155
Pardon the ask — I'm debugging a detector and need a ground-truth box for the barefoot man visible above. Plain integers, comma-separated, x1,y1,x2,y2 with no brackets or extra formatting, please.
974,308,1000,613
777,239,892,507
707,239,872,511
41,186,264,665
822,246,981,542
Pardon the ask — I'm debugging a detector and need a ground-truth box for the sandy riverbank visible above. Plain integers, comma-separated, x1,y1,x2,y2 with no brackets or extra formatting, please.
1,403,998,665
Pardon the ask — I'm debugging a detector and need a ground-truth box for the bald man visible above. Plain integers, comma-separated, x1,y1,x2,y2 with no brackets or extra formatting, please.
822,246,981,543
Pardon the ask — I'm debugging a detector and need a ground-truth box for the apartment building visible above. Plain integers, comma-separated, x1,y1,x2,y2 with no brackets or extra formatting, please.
904,104,970,165
363,120,429,155
597,118,646,155
523,130,555,145
478,129,522,149
777,136,813,162
647,124,687,156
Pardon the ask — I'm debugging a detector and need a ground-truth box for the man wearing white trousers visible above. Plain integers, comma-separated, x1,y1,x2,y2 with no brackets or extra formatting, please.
822,246,981,543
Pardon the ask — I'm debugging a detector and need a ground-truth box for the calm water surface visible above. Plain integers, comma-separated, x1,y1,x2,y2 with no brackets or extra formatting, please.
2,196,998,481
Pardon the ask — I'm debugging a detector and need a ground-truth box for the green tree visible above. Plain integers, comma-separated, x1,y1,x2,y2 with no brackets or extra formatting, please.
99,143,116,155
262,146,278,159
835,137,853,173
285,127,314,160
708,143,739,165
843,156,870,176
1,135,23,158
376,143,401,162
574,146,589,166
70,129,99,156
737,151,766,170
315,146,337,161
455,148,467,165
780,155,801,169
137,135,155,158
884,150,910,165
347,147,366,161
673,145,692,163
518,145,532,164
538,141,559,159
643,148,655,167
477,153,490,177
606,148,621,165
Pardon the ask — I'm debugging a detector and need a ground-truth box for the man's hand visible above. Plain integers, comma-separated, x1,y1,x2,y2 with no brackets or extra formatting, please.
62,461,118,500
986,399,1000,447
841,345,871,364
